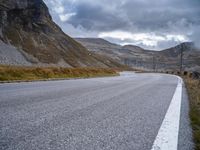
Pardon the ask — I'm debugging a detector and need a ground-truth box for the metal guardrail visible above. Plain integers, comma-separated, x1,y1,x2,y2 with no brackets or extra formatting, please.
0,4,9,10
191,71,200,80
161,70,200,80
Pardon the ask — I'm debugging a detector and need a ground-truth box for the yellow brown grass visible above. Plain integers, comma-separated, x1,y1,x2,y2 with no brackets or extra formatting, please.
0,65,118,81
184,77,200,150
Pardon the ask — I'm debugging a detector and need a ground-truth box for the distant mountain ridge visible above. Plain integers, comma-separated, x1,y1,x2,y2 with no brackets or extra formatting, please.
76,38,200,71
0,0,125,68
0,0,199,71
160,42,195,57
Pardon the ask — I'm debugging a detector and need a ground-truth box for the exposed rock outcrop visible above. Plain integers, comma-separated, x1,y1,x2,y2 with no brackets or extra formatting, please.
0,0,125,68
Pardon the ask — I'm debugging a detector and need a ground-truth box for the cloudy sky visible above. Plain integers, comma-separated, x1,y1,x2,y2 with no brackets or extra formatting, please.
44,0,200,50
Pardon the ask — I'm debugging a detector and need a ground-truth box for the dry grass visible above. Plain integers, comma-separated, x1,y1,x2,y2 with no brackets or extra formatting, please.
0,65,118,82
184,77,200,150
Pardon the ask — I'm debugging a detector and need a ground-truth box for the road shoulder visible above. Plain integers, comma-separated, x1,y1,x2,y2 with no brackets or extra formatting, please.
178,83,194,150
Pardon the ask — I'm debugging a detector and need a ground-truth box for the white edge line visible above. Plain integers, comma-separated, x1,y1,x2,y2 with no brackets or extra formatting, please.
151,75,183,150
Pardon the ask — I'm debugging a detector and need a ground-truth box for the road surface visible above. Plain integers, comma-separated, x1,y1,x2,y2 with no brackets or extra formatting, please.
0,72,194,150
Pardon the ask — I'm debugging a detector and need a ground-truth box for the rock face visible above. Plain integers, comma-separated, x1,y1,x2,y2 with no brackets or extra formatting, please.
158,42,200,72
75,38,123,61
0,0,125,68
0,40,32,66
76,38,200,71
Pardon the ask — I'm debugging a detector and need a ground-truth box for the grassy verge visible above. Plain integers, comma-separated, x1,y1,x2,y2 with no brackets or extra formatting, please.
184,77,200,150
0,65,119,82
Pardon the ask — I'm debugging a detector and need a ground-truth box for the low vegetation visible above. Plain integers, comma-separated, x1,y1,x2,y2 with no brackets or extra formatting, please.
184,77,200,150
163,71,200,149
0,65,118,82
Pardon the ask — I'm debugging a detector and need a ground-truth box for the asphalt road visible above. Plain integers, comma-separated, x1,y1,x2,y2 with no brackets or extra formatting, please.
0,72,194,150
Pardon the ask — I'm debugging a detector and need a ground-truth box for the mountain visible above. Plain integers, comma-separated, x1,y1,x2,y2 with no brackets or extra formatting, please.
0,0,125,68
75,38,123,61
75,38,157,70
160,42,195,57
76,38,200,71
159,42,200,71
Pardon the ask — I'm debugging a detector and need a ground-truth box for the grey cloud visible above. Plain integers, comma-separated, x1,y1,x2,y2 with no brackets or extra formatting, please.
121,0,200,31
189,25,200,48
67,3,130,31
44,0,200,50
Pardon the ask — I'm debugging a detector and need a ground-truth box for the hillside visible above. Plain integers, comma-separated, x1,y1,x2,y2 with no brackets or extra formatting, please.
75,38,123,61
159,42,200,71
76,38,157,70
76,38,200,71
160,42,195,57
0,0,125,68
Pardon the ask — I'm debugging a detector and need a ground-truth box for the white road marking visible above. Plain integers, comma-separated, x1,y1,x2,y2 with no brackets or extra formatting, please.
151,76,183,150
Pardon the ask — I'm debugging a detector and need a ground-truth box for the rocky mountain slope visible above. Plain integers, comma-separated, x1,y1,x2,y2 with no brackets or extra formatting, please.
76,38,200,71
0,0,125,68
158,42,200,71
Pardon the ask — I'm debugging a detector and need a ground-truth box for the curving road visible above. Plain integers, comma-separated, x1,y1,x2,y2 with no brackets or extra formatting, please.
0,72,194,150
